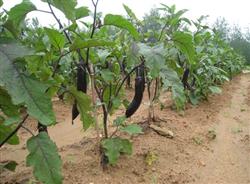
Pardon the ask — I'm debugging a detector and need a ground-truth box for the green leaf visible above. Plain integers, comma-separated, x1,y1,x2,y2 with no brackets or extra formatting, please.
113,116,126,126
209,86,222,94
0,161,18,172
75,6,90,20
100,69,114,82
189,92,199,105
123,4,139,24
44,28,65,49
138,43,166,78
101,137,132,165
0,88,20,117
0,123,19,145
0,41,55,125
160,67,186,110
69,87,94,130
121,124,143,135
173,32,195,65
104,14,139,40
7,0,37,26
111,97,122,110
97,49,111,63
4,116,21,126
102,84,115,107
26,132,62,184
0,0,3,7
171,85,186,110
70,38,114,51
4,0,36,37
43,0,77,21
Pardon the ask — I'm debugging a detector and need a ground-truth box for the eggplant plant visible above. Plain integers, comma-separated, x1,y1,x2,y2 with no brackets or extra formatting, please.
0,1,246,184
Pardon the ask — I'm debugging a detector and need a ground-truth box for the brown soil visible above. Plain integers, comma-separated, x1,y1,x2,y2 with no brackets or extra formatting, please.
0,74,250,184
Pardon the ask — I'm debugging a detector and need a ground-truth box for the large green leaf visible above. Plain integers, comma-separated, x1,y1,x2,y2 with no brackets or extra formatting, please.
75,6,90,20
138,43,166,78
160,67,186,110
100,69,114,83
43,0,77,21
173,32,195,65
123,4,140,24
69,87,94,130
7,0,37,26
0,0,3,7
0,41,55,125
44,28,65,49
70,38,114,51
104,14,139,40
101,137,132,165
4,0,36,37
26,132,62,184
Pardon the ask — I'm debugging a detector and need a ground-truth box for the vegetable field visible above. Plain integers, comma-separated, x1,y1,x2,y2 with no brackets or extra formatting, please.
0,1,249,184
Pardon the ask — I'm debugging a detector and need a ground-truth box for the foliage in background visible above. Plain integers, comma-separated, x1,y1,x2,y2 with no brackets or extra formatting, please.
213,17,250,64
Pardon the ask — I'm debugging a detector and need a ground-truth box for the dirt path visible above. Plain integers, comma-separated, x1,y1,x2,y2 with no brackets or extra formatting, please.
195,74,250,184
0,74,250,184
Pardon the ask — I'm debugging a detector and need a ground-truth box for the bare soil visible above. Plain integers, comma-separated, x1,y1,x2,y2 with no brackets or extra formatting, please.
0,73,250,184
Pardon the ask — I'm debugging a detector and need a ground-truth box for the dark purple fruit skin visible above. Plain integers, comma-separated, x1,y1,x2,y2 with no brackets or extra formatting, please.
182,68,196,91
72,63,88,123
182,68,190,89
77,63,87,92
125,65,145,118
71,102,78,124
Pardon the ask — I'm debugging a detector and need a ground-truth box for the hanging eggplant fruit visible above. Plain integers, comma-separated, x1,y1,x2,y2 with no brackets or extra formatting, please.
71,61,88,124
182,68,190,89
125,64,145,118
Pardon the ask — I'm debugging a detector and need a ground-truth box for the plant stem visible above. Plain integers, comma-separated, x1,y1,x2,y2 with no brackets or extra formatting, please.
158,21,168,41
152,78,159,101
36,9,52,14
115,60,145,97
146,77,153,123
47,1,72,44
84,0,101,139
86,0,99,65
21,125,35,136
37,122,48,133
89,70,100,140
102,105,108,138
51,50,72,78
0,114,29,148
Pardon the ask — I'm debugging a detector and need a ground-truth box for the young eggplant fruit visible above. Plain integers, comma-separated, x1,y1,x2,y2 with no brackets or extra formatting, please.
182,68,190,89
71,102,79,124
125,65,145,118
72,62,87,123
76,63,88,92
182,68,195,91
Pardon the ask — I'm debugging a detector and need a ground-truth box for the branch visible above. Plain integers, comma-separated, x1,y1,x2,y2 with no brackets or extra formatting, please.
158,21,168,41
86,0,99,66
51,50,72,78
21,125,35,136
0,114,29,148
47,1,72,44
36,9,52,14
110,126,119,138
152,78,159,101
114,57,145,97
107,82,112,111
